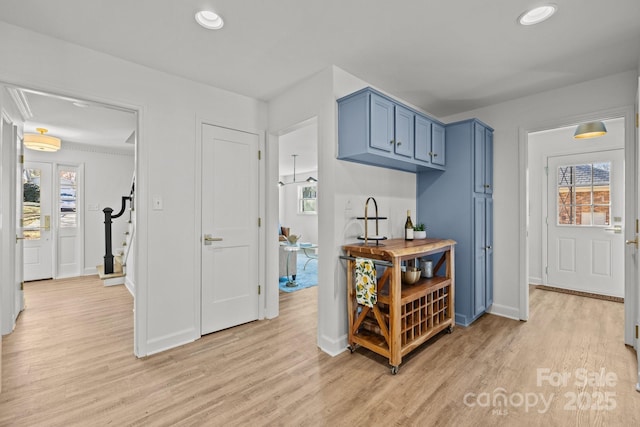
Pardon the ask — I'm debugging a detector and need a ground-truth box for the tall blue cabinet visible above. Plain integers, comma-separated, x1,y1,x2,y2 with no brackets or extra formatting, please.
417,119,494,326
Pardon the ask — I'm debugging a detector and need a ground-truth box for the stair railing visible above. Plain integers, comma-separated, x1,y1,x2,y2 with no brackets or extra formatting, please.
103,177,135,275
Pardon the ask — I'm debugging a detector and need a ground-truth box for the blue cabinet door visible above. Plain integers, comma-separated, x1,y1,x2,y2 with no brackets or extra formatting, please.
474,196,487,316
394,105,414,158
431,123,445,166
485,197,494,308
414,115,432,164
473,123,486,193
370,93,394,152
484,128,493,195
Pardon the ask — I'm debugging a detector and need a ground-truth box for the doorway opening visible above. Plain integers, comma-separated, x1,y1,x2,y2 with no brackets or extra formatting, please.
524,114,635,346
277,119,318,301
529,118,625,298
1,83,137,347
18,87,137,283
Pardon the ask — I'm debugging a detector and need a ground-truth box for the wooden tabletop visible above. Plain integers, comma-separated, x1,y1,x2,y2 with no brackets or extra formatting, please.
342,238,456,259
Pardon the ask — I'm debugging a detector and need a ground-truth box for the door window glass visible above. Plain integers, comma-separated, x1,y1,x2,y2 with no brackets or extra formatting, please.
557,162,610,226
23,168,41,240
59,169,77,228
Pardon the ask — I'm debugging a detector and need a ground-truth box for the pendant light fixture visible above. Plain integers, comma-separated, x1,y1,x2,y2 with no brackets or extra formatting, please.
278,154,317,186
24,127,61,152
573,121,607,139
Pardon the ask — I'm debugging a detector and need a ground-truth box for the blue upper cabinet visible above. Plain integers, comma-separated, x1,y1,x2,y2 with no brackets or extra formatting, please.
337,87,445,173
484,128,493,194
432,122,446,166
370,93,394,152
394,104,414,158
473,122,493,194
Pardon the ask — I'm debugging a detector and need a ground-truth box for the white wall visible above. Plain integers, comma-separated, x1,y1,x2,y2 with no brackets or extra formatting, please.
0,87,22,335
278,172,318,244
443,70,637,320
527,118,625,285
0,22,268,356
268,66,418,355
24,143,134,276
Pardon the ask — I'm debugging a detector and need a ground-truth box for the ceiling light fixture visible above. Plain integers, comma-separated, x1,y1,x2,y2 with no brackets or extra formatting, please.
278,154,317,186
518,4,557,26
24,127,61,152
573,121,607,139
195,10,224,30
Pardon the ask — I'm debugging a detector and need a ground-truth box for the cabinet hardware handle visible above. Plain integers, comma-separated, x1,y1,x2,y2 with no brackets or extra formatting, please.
390,139,395,144
428,151,433,156
397,141,402,146
433,153,438,157
485,245,492,250
484,184,490,188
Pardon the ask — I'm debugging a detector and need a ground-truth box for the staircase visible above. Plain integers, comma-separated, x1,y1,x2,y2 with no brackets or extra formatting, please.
98,219,134,286
98,175,135,287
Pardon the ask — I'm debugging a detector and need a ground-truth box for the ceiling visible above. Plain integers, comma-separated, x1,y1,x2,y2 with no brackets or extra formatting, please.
11,87,137,151
1,0,639,151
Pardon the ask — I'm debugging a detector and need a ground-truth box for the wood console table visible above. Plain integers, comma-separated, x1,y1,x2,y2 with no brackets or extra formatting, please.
343,238,456,374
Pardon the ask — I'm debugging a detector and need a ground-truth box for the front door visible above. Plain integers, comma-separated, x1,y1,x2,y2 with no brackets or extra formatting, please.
201,124,259,334
546,149,624,297
23,161,54,281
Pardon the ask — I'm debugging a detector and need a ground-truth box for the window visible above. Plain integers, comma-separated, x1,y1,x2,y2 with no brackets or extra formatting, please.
557,162,610,226
23,168,42,240
298,184,317,215
59,169,78,228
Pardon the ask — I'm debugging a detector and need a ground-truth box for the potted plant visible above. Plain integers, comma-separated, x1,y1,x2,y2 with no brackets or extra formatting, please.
413,223,426,239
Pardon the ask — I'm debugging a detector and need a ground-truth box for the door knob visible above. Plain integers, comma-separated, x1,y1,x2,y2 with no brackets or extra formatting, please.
626,237,638,249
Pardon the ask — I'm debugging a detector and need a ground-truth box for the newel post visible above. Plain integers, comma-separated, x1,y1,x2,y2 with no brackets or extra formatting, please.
103,207,114,274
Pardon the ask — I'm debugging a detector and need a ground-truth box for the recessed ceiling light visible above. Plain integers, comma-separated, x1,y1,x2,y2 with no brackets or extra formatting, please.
195,10,224,30
518,4,557,26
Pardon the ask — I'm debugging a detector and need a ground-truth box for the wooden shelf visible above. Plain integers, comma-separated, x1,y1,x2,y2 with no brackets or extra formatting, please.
378,276,450,305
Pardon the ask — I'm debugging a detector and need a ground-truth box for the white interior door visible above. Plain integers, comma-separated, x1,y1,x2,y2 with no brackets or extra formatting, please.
546,150,624,297
23,161,54,281
15,128,24,313
201,124,259,335
56,164,81,278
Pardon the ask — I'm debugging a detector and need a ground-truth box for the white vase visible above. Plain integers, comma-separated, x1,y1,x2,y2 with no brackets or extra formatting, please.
414,230,427,239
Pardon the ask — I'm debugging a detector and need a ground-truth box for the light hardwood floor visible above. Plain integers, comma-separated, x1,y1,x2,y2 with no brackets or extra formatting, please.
1,277,639,426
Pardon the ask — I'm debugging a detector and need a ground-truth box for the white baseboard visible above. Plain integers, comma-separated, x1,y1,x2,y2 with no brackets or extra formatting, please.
487,303,521,321
84,267,98,276
103,276,125,286
145,328,199,356
529,277,543,285
125,276,135,297
318,333,348,357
